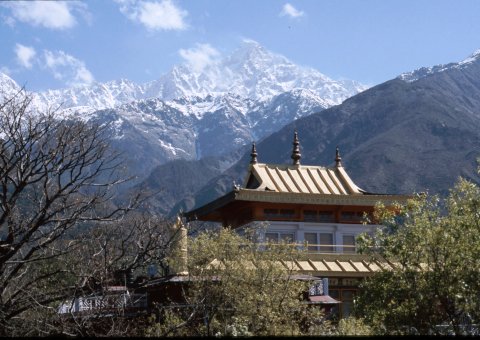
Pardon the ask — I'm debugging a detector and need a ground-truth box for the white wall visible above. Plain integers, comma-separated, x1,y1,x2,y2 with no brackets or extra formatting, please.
238,221,379,253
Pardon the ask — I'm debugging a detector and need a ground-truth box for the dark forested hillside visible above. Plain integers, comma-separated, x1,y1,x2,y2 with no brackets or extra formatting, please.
133,146,248,215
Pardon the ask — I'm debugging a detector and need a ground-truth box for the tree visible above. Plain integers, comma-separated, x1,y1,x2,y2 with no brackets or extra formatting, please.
355,176,480,335
53,213,179,337
147,226,329,337
0,89,159,336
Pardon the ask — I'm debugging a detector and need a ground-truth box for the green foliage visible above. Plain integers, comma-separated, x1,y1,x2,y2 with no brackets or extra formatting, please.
334,317,373,336
355,178,480,335
147,227,327,337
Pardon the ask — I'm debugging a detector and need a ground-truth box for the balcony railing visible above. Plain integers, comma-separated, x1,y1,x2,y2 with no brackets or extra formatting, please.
58,292,147,314
255,242,357,254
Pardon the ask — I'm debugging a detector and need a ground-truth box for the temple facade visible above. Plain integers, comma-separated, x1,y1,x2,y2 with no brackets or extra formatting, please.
185,131,410,317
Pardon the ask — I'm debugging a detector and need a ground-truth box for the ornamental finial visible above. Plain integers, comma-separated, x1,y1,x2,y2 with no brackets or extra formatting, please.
335,146,342,167
250,142,258,164
291,130,301,165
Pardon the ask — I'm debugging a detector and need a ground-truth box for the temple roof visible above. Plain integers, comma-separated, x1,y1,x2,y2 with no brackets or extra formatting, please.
184,133,411,222
184,160,410,222
244,162,366,195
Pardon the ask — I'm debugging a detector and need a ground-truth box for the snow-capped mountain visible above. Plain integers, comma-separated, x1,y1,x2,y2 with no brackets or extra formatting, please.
0,41,368,181
88,89,331,180
2,40,367,113
144,40,368,104
398,49,480,83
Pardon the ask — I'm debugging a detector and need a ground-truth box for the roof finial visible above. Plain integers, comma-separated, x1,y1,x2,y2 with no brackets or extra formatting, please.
250,142,258,164
335,146,342,167
291,130,301,166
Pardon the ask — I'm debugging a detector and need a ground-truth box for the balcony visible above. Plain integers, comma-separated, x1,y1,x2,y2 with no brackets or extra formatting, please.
58,288,148,315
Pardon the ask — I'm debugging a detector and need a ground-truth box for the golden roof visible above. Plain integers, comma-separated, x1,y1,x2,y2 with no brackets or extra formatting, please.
285,253,396,278
245,163,365,195
184,134,411,221
208,254,396,278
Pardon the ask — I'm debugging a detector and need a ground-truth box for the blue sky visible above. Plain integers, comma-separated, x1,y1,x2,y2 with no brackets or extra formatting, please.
1,0,480,91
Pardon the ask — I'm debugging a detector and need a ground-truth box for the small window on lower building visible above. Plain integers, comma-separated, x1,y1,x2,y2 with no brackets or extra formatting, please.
309,280,324,296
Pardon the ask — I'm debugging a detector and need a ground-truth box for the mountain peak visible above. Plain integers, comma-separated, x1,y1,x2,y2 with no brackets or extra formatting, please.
1,41,366,110
0,72,21,100
398,48,480,83
225,39,286,69
458,49,480,66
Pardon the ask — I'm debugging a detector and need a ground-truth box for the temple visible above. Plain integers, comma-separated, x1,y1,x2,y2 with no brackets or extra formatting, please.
185,131,409,252
184,131,410,317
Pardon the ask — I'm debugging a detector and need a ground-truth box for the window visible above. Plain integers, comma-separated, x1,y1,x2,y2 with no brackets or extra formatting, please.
304,232,334,252
319,211,334,222
279,209,295,218
265,232,295,243
329,289,357,319
304,232,317,251
263,209,295,219
303,210,334,222
342,235,356,253
319,233,334,252
264,209,278,219
341,211,363,222
309,280,324,296
304,210,317,222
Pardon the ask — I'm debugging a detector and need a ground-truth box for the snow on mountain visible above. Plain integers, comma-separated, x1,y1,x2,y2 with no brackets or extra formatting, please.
398,49,480,83
0,41,368,181
146,40,367,104
2,40,366,114
32,78,146,112
0,73,21,99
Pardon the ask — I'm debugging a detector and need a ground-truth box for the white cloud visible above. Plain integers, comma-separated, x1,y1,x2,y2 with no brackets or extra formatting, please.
3,1,74,29
15,44,37,69
179,44,220,73
43,50,94,87
2,1,87,30
280,3,304,18
117,0,187,31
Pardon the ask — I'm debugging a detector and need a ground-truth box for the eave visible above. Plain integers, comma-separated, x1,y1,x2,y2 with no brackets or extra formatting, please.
184,188,411,222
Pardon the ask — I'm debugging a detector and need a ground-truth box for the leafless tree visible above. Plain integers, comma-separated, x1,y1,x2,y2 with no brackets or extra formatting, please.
0,89,168,335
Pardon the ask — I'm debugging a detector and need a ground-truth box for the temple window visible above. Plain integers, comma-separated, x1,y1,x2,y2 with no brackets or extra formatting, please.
304,232,334,252
265,232,295,243
342,235,356,253
303,210,317,222
303,210,335,222
304,232,318,251
318,211,335,222
263,208,295,219
340,211,363,222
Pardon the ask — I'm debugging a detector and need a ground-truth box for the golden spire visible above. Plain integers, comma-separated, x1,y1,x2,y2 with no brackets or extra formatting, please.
250,142,258,164
335,146,342,167
291,130,301,165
